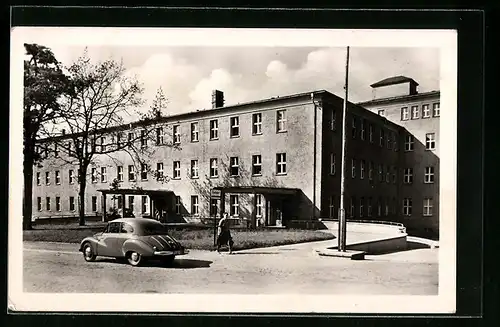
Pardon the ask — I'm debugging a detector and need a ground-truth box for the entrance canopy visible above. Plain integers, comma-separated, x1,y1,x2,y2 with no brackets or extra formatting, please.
211,186,300,195
97,188,174,196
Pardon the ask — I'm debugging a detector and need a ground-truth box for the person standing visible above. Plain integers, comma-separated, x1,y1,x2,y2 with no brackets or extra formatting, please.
217,212,234,254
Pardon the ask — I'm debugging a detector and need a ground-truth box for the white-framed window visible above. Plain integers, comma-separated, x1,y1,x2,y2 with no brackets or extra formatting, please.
367,197,372,217
91,168,97,183
173,125,181,144
230,194,239,216
101,137,106,152
55,170,61,185
385,198,389,216
369,124,373,143
156,127,164,145
141,163,148,180
175,196,181,214
403,198,412,216
69,196,75,211
252,155,262,176
359,197,364,217
392,166,397,184
351,116,357,139
378,164,383,182
330,153,336,175
173,161,181,179
156,162,164,180
411,105,420,119
424,166,435,183
92,196,98,212
423,197,433,216
209,119,219,140
101,167,107,183
256,194,263,217
191,122,199,142
276,153,287,175
329,196,335,218
360,119,365,140
210,198,218,216
69,170,74,184
128,196,135,212
55,196,61,211
377,198,382,217
360,160,365,179
252,113,262,135
330,109,336,131
128,165,136,181
230,116,240,137
369,161,374,181
378,109,385,117
277,110,287,132
350,197,355,218
54,143,59,157
36,172,41,185
387,132,392,149
422,104,431,118
433,103,440,117
385,165,390,183
141,195,149,214
393,132,398,151
46,197,51,211
404,168,413,184
426,133,436,150
45,171,50,185
116,132,123,148
401,107,409,121
191,160,199,178
36,197,42,211
230,156,239,176
140,130,147,148
128,132,134,147
191,195,199,216
210,158,218,178
351,159,356,178
379,128,384,147
405,134,414,151
117,166,123,182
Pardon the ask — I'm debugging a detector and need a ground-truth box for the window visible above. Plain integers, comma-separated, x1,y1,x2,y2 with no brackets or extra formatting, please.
252,155,262,175
210,198,218,216
360,160,365,179
403,198,412,216
37,197,42,211
54,143,59,157
276,153,287,175
378,164,383,182
230,117,240,137
117,196,123,209
191,122,199,142
367,197,372,217
425,166,435,183
191,160,199,178
69,170,74,184
277,110,287,132
209,119,219,140
360,119,365,140
387,132,392,149
191,195,199,216
100,167,106,183
433,103,440,117
173,161,181,179
175,196,181,214
36,172,41,185
230,195,239,216
369,124,374,143
91,168,97,183
351,159,356,178
128,196,134,212
92,196,98,212
369,161,374,181
56,196,61,211
121,223,134,234
138,164,147,180
128,165,136,181
378,109,385,117
330,153,336,175
117,166,123,182
252,113,262,135
156,127,164,145
359,197,364,217
256,194,263,217
128,132,134,146
385,198,389,216
330,109,336,131
101,137,106,152
411,105,420,119
69,196,75,211
55,170,61,185
379,128,384,147
351,116,357,139
422,104,431,118
350,197,355,218
426,133,436,150
116,132,123,148
140,130,147,147
141,195,149,214
392,166,397,184
385,165,390,183
377,198,382,217
210,158,218,178
405,134,414,151
107,222,121,234
401,107,409,120
46,197,51,211
173,125,180,144
156,162,164,180
329,196,335,218
45,172,50,185
230,157,239,176
404,168,413,184
423,198,433,216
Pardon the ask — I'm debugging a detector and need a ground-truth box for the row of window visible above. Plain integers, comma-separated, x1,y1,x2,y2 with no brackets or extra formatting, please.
327,196,434,218
399,102,440,121
404,133,437,151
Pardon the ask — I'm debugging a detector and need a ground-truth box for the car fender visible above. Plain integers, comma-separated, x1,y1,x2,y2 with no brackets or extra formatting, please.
122,239,154,257
79,237,98,253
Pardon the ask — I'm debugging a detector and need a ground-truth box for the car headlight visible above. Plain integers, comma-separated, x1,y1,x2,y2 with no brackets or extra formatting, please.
153,246,157,251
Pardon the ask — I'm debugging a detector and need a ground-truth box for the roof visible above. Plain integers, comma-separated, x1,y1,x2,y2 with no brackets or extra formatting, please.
98,189,174,196
370,76,419,88
357,90,440,106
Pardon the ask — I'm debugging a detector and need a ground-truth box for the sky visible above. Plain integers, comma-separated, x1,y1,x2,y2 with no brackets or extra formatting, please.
15,28,441,122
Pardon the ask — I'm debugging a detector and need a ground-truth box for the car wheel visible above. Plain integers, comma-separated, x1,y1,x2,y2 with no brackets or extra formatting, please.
83,243,96,262
162,255,176,266
127,251,143,266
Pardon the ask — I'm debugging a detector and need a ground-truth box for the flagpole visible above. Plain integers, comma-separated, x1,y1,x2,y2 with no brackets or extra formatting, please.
338,46,350,252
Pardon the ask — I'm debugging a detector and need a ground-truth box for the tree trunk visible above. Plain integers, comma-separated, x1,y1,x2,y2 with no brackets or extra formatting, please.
78,164,88,226
23,155,34,230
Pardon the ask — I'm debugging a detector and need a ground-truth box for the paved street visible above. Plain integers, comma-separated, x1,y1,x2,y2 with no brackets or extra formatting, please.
23,240,438,295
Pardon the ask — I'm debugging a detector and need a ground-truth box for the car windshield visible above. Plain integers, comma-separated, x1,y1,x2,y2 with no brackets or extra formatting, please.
140,221,168,236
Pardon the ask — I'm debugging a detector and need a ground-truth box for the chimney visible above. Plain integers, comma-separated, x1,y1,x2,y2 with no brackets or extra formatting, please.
211,90,224,109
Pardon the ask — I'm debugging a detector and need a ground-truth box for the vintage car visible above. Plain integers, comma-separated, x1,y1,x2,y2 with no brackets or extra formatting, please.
79,218,188,266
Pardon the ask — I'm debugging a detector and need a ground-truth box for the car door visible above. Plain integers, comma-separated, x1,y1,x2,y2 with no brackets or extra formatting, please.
97,222,121,257
111,222,134,257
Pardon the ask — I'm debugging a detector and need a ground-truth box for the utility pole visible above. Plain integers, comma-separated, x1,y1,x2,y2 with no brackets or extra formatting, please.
338,46,350,252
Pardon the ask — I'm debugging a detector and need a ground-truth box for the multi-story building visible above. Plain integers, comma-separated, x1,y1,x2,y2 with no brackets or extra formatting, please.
358,76,440,237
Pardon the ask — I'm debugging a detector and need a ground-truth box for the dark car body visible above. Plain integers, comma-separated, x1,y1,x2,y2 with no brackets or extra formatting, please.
79,218,188,266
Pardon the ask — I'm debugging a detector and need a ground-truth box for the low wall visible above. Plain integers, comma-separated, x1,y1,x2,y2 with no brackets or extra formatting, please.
327,234,408,255
321,220,406,235
286,220,328,230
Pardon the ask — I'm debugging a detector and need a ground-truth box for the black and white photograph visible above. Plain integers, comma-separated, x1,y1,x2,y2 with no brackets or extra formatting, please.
9,26,457,313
